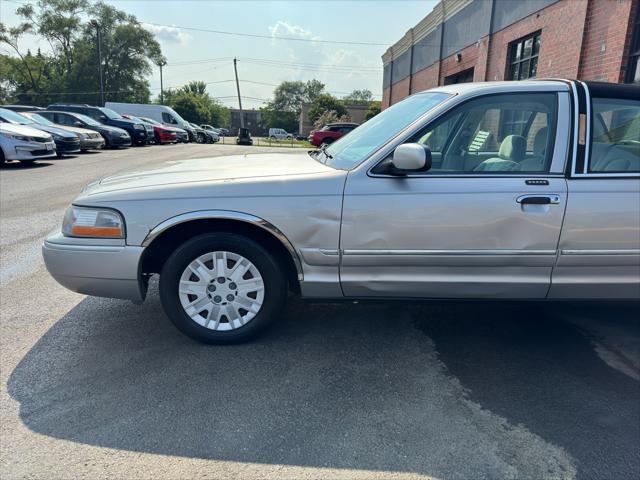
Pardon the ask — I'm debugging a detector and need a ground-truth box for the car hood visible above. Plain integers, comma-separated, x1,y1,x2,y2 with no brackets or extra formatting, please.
0,123,51,138
80,151,340,198
52,124,96,136
31,124,77,139
98,125,129,135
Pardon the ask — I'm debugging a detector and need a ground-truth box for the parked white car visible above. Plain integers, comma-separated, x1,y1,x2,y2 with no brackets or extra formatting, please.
0,123,56,164
268,128,292,140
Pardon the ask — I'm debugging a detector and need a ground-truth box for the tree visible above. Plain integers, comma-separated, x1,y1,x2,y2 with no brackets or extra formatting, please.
308,93,347,124
259,107,298,133
0,0,163,105
179,81,207,96
365,101,381,120
268,79,326,115
304,79,325,102
342,89,374,105
162,81,230,127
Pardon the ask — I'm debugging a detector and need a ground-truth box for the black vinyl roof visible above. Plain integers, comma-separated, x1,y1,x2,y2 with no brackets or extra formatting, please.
584,81,640,99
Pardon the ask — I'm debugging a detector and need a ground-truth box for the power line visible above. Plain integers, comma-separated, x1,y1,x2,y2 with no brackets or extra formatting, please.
2,0,472,51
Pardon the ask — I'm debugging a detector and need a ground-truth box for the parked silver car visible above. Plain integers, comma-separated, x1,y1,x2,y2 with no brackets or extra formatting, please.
43,80,640,343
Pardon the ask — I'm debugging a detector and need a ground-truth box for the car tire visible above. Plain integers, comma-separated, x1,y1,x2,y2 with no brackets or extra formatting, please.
159,233,287,344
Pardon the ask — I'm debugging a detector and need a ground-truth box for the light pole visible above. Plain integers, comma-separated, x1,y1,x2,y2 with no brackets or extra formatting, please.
233,58,244,128
157,59,167,104
90,20,104,106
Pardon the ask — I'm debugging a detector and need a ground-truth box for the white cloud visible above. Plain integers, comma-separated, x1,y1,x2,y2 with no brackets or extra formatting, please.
145,24,191,45
268,21,319,42
265,20,382,95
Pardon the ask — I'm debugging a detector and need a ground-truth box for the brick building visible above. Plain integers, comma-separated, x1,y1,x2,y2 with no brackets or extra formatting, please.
382,0,640,108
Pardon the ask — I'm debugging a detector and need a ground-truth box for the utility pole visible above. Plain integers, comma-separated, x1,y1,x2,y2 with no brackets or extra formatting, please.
233,57,244,128
90,20,104,106
157,59,167,104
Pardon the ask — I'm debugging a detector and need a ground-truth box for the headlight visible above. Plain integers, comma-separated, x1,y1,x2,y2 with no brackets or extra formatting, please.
62,206,125,238
52,133,63,141
134,124,144,130
79,133,88,139
1,132,30,141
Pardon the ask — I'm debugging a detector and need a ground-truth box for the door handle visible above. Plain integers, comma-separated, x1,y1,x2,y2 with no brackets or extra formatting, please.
517,195,560,205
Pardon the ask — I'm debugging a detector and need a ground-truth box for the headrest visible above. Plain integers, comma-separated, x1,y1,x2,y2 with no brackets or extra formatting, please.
533,127,548,156
499,135,526,162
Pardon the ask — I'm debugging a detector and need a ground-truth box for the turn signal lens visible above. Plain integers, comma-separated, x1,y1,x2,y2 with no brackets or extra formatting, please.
62,206,124,238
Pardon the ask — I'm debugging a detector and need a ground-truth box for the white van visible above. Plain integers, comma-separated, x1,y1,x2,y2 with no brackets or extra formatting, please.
105,102,191,131
268,128,292,140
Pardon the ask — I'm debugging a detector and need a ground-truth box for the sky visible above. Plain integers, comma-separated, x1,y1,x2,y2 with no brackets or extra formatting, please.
0,0,438,108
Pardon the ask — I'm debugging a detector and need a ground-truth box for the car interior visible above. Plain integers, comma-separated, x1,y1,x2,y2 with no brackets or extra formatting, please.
590,99,640,173
410,93,558,173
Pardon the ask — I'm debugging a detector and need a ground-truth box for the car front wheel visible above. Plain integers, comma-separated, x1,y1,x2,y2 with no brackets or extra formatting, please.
159,233,287,344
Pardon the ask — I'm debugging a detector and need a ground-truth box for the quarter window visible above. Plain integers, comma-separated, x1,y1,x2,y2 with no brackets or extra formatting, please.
589,98,640,173
507,32,541,81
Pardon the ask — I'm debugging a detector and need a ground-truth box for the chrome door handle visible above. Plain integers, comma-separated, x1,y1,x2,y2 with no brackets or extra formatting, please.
517,195,560,205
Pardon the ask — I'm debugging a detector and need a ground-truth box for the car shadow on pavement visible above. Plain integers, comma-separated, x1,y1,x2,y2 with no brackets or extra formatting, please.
414,301,640,480
0,161,53,169
7,291,640,477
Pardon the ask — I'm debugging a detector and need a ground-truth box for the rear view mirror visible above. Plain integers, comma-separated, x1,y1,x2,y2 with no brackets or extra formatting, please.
390,143,432,175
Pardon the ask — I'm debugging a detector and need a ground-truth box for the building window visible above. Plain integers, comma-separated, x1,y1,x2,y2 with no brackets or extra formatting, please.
444,68,475,85
507,32,541,80
626,3,640,83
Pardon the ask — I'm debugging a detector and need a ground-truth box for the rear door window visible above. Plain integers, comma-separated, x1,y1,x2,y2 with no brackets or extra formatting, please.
590,98,640,173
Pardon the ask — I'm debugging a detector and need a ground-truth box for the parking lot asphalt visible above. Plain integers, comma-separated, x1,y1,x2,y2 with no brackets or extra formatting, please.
1,144,639,480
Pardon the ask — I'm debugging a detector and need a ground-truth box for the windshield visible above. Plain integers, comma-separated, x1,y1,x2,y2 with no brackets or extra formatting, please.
99,107,122,120
319,92,452,170
23,112,55,126
0,108,34,125
73,113,101,126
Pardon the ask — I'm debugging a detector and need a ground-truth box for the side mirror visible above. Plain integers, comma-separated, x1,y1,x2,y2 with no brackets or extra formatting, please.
74,121,83,127
390,143,432,175
99,115,107,122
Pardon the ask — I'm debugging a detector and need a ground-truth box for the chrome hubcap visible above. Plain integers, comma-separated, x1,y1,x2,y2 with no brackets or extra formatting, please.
178,251,265,331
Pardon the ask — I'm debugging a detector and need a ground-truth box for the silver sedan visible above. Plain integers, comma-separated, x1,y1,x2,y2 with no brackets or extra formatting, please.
43,79,640,343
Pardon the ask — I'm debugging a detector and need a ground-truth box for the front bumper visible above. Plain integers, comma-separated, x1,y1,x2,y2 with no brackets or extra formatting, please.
43,232,146,302
108,134,132,147
80,137,105,150
55,138,81,154
6,141,57,160
131,129,148,143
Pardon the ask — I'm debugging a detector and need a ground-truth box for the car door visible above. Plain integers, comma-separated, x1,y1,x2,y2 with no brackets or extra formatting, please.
549,90,640,299
340,91,570,298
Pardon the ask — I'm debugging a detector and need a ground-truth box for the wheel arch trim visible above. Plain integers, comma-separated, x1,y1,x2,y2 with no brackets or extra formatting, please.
141,210,303,280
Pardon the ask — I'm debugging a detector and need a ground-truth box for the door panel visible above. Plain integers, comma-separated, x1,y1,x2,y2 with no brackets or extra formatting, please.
549,179,640,299
340,176,567,298
548,96,640,299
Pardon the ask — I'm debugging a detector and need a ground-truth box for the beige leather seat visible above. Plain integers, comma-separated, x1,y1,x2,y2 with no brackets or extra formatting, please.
474,135,525,172
518,127,548,172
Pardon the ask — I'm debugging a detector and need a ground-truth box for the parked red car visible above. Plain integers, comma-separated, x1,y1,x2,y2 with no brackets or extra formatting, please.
123,114,178,144
308,122,359,147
